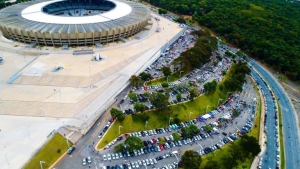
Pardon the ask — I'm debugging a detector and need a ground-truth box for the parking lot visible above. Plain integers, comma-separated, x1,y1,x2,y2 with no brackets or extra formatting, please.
92,75,258,169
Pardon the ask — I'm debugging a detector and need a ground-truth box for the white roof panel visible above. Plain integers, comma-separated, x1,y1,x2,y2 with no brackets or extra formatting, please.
21,0,132,24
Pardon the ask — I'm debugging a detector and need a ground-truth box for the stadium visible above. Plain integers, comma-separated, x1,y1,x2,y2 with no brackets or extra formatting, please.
0,0,150,46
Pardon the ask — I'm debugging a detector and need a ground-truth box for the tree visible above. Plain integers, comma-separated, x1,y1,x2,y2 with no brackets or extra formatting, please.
149,92,169,109
114,144,124,152
221,143,243,169
158,8,167,14
124,136,144,151
188,87,199,100
205,125,212,133
222,70,227,75
189,124,200,135
173,117,181,124
128,92,138,102
161,66,171,77
158,137,165,144
162,82,169,88
129,75,140,87
134,102,146,113
203,160,221,169
172,133,181,141
232,110,240,116
110,108,124,121
176,93,182,102
143,92,151,98
139,72,151,81
181,150,202,169
203,80,218,92
240,135,261,157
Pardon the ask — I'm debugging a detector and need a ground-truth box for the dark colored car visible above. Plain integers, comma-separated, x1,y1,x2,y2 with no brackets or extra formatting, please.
67,147,75,154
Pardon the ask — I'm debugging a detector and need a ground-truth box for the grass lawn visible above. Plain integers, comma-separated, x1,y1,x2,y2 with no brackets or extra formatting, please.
148,72,182,86
247,93,261,140
23,133,73,169
277,100,285,169
97,87,230,149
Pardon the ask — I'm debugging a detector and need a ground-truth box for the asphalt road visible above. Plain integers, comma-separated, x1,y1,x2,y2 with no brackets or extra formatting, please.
250,69,278,169
249,59,300,169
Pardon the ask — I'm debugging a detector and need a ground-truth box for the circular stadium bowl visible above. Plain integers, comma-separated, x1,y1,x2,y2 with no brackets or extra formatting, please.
0,0,150,46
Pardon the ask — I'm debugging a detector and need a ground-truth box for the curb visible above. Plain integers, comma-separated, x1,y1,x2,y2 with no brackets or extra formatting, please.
49,151,68,169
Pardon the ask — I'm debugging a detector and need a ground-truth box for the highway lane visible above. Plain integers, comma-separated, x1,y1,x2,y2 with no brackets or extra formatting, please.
249,59,300,169
250,70,278,169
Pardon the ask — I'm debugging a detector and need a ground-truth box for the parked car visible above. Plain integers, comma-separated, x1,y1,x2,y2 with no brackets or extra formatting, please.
67,147,75,154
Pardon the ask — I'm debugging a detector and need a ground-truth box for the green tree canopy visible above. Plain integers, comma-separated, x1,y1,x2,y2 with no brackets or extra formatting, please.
129,75,140,87
139,72,152,81
188,87,199,100
161,66,172,77
134,102,146,113
128,92,138,102
110,108,124,121
203,160,221,169
181,150,202,169
203,80,218,92
240,135,261,157
149,92,169,109
124,136,144,151
176,93,182,102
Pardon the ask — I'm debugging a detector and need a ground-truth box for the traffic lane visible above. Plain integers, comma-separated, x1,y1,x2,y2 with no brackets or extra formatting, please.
253,72,277,168
250,60,300,168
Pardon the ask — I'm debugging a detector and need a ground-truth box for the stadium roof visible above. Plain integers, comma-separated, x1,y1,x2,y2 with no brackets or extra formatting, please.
21,0,132,24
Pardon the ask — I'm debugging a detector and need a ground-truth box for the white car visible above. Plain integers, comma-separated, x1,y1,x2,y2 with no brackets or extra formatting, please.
103,155,107,161
82,158,87,166
87,157,92,163
107,154,111,160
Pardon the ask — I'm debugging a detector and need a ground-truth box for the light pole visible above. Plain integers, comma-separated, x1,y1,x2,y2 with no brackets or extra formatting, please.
145,121,148,129
1,152,9,165
22,126,31,140
217,99,223,107
189,112,193,121
39,107,48,119
180,71,184,77
198,143,203,149
66,138,70,148
119,126,123,135
226,92,233,99
40,161,46,169
172,152,179,169
169,117,173,126
206,105,211,113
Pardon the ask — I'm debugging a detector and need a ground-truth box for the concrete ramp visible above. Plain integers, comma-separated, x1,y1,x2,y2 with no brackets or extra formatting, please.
0,31,13,43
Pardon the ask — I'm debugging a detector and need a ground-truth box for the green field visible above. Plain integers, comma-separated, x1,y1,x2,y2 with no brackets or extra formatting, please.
148,72,182,86
23,133,73,169
97,87,230,149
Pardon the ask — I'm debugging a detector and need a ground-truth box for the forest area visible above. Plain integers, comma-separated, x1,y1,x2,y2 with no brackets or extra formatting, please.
146,0,300,81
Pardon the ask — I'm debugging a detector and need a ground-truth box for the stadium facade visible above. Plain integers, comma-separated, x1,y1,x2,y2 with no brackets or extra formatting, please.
0,0,150,46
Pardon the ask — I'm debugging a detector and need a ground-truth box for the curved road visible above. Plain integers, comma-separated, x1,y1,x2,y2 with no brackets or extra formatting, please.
249,59,300,169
